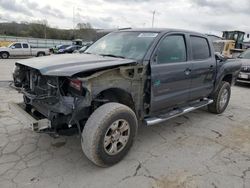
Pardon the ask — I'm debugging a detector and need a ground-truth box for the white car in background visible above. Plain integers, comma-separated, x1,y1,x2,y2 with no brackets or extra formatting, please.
0,42,50,59
237,49,250,84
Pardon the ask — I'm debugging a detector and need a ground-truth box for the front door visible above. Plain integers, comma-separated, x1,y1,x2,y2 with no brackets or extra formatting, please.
150,34,192,114
10,43,23,56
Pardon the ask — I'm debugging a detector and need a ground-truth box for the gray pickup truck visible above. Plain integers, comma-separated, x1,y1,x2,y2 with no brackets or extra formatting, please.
10,28,241,167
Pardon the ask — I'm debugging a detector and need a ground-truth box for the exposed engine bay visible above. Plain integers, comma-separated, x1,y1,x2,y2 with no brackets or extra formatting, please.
13,64,89,130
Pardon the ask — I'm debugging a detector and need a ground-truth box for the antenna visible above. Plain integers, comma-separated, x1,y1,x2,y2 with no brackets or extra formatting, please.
152,10,156,28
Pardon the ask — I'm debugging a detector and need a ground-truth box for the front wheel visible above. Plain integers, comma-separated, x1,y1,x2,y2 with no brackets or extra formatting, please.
208,81,231,114
1,52,9,59
81,103,138,167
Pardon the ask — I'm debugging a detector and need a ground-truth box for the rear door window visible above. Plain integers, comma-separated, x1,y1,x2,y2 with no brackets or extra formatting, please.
22,43,29,48
190,36,211,60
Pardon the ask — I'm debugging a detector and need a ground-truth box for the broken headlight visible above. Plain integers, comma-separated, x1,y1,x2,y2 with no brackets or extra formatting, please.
13,65,26,87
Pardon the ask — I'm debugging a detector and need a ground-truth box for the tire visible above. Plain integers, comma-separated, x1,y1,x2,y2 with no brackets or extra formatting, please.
1,52,9,59
81,102,138,167
37,52,45,57
208,81,231,114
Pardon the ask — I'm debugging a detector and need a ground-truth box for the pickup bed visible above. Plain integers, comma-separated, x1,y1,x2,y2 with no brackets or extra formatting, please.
10,28,241,167
0,42,49,59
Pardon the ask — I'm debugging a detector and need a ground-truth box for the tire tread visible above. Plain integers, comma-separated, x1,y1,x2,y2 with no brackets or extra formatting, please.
208,81,231,114
82,102,137,167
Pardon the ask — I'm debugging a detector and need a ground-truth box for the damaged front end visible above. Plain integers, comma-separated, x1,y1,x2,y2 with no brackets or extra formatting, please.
11,64,91,133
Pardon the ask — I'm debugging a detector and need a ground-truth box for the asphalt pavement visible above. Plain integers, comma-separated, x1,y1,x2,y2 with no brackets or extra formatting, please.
0,58,16,81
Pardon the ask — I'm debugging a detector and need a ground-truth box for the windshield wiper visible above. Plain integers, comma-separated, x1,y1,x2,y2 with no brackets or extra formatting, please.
100,54,125,59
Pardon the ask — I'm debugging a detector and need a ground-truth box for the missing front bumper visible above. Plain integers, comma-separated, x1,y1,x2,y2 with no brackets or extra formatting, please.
8,102,51,132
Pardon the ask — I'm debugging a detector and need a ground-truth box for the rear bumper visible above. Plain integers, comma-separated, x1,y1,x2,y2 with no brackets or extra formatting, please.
237,72,250,84
8,102,51,132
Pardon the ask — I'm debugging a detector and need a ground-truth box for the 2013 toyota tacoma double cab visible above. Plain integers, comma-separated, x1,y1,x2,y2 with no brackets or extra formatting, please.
10,29,241,167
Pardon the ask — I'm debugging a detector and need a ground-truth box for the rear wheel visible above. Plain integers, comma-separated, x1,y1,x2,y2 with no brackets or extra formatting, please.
1,52,9,59
81,102,138,167
208,81,231,114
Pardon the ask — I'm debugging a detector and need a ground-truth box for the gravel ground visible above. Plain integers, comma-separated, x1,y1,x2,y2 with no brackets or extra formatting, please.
0,59,250,187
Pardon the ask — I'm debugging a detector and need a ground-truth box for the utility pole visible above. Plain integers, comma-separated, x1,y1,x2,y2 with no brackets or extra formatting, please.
73,7,75,38
152,10,155,28
44,24,46,39
44,21,47,39
43,19,47,39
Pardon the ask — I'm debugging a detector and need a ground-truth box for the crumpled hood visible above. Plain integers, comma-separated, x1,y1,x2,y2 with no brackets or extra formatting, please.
16,53,136,76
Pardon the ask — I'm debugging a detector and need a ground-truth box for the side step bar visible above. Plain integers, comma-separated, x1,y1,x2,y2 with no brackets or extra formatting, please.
145,98,213,126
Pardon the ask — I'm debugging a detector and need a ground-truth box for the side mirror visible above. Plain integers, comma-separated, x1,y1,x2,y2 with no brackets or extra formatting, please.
11,46,15,49
215,52,227,62
247,34,250,38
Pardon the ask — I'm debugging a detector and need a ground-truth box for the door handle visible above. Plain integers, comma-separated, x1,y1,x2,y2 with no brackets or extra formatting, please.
184,68,191,75
209,65,214,71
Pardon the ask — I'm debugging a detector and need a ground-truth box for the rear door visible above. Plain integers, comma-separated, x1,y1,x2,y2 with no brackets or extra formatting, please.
22,43,31,56
188,35,216,100
150,33,192,114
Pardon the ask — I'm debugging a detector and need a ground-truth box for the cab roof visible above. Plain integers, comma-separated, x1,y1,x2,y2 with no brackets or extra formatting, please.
119,28,204,35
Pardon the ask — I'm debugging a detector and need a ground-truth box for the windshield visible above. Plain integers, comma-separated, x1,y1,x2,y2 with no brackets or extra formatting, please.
239,49,250,59
8,43,13,48
85,31,158,60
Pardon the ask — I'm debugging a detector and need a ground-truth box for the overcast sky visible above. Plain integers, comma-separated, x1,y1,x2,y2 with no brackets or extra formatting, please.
0,0,249,36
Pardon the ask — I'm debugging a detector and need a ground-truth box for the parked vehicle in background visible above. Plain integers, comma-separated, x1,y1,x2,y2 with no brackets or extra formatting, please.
58,45,82,54
11,28,241,167
72,39,83,46
0,42,49,59
72,39,93,47
244,42,250,49
56,45,72,54
213,31,250,58
73,44,92,53
50,44,70,54
237,49,250,84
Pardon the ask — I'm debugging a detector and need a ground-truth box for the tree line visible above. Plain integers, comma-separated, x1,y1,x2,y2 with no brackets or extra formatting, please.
0,21,98,41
